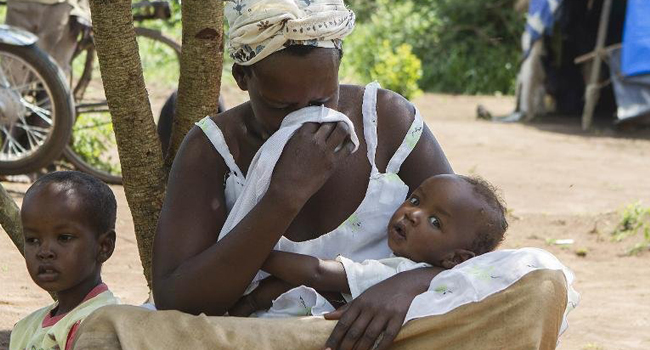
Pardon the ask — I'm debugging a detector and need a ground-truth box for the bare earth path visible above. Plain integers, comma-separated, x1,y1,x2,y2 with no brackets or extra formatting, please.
1,93,649,350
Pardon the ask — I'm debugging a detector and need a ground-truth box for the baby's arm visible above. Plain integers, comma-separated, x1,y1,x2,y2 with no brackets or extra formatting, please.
262,250,350,293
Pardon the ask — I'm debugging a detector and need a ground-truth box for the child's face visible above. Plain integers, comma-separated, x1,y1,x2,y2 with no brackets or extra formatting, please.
21,184,110,297
387,175,482,267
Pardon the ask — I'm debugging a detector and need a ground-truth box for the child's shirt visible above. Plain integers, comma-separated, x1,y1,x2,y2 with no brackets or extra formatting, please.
9,283,119,350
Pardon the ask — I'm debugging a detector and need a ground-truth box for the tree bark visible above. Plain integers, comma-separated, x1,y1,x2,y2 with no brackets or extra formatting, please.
165,0,224,168
89,0,167,288
0,183,23,256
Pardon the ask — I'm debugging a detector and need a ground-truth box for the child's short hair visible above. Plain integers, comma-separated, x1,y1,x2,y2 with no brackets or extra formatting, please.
25,171,117,234
458,175,508,255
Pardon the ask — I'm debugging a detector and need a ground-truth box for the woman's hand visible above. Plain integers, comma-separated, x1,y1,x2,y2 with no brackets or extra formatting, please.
323,267,442,350
228,276,294,317
269,122,354,205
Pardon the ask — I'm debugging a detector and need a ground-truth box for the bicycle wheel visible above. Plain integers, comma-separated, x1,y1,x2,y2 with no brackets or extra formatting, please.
0,43,74,175
63,27,181,184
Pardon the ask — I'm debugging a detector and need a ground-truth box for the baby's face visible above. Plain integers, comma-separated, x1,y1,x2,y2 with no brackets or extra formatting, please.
387,175,483,266
21,185,102,295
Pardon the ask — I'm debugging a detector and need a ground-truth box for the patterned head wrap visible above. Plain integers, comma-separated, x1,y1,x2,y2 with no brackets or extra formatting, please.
225,0,355,66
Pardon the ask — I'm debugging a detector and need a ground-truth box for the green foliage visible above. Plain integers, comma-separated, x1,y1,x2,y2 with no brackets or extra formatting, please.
340,1,428,98
369,41,422,99
344,0,524,95
611,201,650,255
71,112,121,175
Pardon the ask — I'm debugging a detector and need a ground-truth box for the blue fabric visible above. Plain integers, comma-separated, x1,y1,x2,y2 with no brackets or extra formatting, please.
523,0,563,58
622,0,650,77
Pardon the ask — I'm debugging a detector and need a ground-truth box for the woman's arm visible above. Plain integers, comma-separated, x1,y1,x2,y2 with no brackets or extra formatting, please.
153,121,353,316
262,251,350,293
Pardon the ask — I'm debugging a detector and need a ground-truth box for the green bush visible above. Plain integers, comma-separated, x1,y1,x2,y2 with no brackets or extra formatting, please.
369,41,422,99
344,0,524,95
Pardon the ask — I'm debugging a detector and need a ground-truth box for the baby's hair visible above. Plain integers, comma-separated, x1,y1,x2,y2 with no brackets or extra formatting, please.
458,175,508,255
25,171,117,234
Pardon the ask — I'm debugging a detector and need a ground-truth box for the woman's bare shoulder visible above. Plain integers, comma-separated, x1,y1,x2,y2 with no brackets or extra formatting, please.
197,102,253,161
374,88,417,170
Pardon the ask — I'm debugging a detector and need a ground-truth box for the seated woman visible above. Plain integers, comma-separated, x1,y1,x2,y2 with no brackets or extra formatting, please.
72,1,577,350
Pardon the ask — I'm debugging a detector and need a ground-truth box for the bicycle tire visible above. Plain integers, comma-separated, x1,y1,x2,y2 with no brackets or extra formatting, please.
0,43,74,175
63,27,181,184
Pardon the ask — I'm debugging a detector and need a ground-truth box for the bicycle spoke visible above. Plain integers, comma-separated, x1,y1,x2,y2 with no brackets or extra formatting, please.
18,123,49,149
0,125,28,160
21,98,54,125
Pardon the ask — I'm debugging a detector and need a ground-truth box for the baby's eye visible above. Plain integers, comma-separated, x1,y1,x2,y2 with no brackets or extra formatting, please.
408,197,420,206
429,216,441,229
25,237,39,245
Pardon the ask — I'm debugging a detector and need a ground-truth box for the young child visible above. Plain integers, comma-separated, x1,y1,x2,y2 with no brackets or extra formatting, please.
9,171,119,350
231,173,508,316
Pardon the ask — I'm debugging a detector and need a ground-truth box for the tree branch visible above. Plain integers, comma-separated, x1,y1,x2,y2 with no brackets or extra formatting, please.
165,0,224,169
89,0,167,288
0,183,23,256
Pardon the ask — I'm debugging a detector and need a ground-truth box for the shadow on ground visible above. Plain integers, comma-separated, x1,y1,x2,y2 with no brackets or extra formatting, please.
521,114,650,141
1,329,11,350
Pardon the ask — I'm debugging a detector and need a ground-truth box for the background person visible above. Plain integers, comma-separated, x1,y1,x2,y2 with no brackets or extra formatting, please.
5,0,90,77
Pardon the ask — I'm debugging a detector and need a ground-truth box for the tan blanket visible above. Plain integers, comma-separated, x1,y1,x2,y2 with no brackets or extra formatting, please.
73,269,567,350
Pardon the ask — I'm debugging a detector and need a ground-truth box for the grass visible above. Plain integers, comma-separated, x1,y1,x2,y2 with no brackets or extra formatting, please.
611,201,650,255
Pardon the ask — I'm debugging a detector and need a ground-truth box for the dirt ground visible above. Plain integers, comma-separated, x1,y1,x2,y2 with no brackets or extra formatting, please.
1,92,649,350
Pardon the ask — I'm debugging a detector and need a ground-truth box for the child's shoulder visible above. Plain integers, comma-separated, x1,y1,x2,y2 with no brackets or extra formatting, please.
13,303,55,329
10,288,119,350
9,303,56,350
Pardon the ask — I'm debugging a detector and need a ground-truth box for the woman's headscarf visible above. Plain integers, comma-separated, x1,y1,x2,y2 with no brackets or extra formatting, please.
225,0,355,66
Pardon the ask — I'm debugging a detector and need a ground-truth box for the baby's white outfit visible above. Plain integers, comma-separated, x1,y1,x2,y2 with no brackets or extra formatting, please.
252,255,429,318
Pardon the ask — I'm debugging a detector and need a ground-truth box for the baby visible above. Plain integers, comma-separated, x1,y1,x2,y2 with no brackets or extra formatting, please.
10,171,120,350
231,173,508,315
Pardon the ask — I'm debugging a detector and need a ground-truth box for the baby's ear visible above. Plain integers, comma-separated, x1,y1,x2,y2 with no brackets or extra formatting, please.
97,230,116,263
441,249,475,269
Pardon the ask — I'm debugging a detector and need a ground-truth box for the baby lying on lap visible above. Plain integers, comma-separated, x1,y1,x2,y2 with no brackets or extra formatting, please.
231,173,508,316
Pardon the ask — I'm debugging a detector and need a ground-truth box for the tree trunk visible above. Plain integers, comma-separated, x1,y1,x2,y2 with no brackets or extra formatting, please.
88,0,167,288
165,0,224,167
0,183,23,256
1,183,56,300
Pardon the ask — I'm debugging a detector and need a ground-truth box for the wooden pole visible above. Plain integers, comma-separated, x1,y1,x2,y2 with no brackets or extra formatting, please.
582,0,613,130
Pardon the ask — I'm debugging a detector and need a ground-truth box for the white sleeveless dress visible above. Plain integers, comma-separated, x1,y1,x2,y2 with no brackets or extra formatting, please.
196,81,420,267
196,82,579,335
